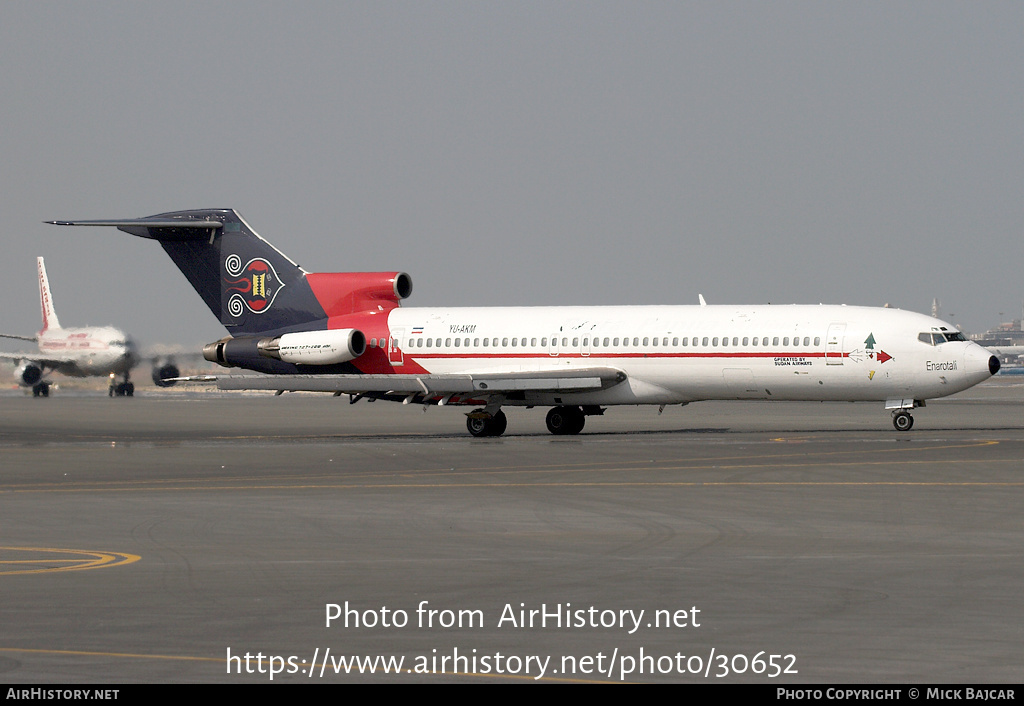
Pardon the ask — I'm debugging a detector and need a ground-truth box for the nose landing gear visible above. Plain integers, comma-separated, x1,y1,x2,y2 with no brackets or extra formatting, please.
892,410,914,432
108,372,135,397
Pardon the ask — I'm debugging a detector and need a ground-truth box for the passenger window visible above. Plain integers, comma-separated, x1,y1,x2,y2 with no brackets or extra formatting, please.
454,338,460,347
803,337,810,346
426,338,432,348
502,338,509,347
814,337,820,346
713,337,719,346
783,337,789,345
633,337,640,346
474,338,479,346
541,338,547,347
721,337,728,347
702,337,709,346
652,337,658,347
531,338,538,347
511,338,517,347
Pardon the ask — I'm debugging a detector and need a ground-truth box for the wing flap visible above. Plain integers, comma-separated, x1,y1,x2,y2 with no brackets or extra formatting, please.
206,367,627,395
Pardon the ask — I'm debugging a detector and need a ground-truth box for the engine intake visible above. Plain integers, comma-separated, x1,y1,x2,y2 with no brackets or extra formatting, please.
15,362,42,387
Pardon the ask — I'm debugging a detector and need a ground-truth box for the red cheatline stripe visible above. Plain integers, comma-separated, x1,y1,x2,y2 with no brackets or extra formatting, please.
393,351,841,360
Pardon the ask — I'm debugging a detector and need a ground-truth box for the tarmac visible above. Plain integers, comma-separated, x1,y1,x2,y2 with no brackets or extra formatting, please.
1,377,1022,683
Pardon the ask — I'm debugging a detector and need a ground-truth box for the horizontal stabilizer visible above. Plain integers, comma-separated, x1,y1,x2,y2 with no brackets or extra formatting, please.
46,218,223,241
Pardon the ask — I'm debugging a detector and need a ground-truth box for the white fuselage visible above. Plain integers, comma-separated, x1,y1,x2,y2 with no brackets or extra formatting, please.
36,325,138,378
383,304,994,406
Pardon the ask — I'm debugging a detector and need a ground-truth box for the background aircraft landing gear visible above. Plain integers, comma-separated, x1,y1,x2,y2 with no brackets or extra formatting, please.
546,406,585,435
31,382,50,397
892,410,914,432
466,410,507,437
109,375,135,397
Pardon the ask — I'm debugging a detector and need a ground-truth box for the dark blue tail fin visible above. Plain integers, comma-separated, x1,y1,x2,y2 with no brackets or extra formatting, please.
49,209,328,336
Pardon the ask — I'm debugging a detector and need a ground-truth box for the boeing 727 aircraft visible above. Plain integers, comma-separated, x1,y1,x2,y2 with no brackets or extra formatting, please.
48,210,999,432
1,258,182,396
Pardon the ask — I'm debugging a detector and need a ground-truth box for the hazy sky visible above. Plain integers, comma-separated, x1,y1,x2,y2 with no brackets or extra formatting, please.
1,2,1021,348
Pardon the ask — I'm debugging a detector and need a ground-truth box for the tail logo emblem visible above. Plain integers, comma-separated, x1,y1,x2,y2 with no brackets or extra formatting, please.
224,254,285,317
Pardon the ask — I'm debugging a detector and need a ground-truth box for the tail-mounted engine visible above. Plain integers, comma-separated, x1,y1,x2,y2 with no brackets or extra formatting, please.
305,272,412,316
204,329,366,368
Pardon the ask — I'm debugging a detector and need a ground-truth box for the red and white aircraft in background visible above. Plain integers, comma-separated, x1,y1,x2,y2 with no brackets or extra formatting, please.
49,210,999,431
0,258,180,396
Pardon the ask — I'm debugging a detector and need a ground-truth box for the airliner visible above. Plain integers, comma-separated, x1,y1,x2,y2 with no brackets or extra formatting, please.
0,257,181,396
48,209,999,433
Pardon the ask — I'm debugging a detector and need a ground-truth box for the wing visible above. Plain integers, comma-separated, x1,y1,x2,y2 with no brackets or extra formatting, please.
0,351,71,367
177,366,627,401
0,334,38,343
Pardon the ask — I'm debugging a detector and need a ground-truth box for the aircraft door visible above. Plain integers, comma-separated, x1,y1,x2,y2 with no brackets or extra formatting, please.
826,323,846,365
389,328,405,366
549,334,560,357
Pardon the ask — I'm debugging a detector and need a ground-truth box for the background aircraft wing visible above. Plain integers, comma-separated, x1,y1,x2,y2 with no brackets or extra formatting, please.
0,334,38,343
0,351,70,366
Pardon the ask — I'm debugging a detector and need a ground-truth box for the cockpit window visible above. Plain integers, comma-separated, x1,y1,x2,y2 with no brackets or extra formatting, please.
919,331,966,345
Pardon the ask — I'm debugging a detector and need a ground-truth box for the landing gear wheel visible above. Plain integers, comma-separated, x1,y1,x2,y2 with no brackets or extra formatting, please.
892,411,914,432
32,382,50,398
488,410,507,437
546,406,585,435
125,382,134,397
466,410,507,437
467,416,489,437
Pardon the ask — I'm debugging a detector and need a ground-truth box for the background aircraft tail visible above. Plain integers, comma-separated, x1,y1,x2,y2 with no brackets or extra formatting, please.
37,257,61,332
48,209,411,337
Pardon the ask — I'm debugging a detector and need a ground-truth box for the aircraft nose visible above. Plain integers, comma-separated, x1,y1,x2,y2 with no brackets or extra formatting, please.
965,344,999,379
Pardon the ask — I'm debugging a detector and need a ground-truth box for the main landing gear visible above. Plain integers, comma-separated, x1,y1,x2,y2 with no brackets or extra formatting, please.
108,372,135,397
546,406,586,435
31,382,50,397
466,410,507,437
465,405,600,437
